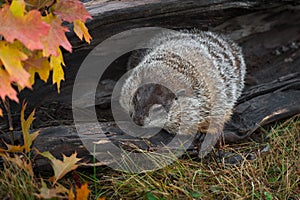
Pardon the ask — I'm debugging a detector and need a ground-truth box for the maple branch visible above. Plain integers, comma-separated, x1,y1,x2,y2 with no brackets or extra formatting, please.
2,99,14,144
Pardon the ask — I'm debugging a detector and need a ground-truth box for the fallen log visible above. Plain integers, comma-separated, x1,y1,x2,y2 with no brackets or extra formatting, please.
0,0,299,171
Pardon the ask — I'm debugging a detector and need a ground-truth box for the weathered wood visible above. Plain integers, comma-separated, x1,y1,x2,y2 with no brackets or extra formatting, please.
0,0,300,170
225,73,300,142
2,71,299,169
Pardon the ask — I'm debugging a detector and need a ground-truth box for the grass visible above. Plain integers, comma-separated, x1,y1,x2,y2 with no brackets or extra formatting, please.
0,155,39,199
83,115,300,200
0,115,299,199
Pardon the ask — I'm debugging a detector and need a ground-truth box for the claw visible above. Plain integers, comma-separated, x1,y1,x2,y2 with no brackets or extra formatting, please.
217,132,224,160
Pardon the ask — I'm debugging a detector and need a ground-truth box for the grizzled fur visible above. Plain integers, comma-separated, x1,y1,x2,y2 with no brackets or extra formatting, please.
119,30,246,136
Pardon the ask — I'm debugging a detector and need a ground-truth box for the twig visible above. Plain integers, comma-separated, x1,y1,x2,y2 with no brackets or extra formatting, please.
2,99,14,145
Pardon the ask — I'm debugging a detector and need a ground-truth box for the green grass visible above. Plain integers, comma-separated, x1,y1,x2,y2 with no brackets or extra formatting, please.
0,115,299,199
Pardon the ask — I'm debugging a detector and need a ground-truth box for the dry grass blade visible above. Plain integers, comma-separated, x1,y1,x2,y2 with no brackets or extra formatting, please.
83,115,300,200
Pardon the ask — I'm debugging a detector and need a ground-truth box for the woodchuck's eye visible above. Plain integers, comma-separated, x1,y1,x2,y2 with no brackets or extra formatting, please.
149,104,164,114
129,112,133,118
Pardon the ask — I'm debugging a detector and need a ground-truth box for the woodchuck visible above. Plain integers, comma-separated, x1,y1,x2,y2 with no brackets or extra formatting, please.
119,30,246,148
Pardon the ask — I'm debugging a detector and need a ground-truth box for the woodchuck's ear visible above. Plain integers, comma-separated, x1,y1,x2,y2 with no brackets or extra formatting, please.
175,89,186,98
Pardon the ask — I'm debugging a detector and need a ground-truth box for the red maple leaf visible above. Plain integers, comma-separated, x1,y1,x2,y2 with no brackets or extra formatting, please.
0,5,50,51
0,69,18,102
53,0,92,23
42,14,72,57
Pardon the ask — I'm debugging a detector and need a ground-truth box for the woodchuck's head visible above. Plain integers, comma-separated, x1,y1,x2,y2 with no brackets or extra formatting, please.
130,83,176,127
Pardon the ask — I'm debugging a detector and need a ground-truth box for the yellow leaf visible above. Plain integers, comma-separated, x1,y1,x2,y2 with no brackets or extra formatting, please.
37,150,57,161
73,20,92,44
28,62,50,85
50,48,65,93
0,41,30,88
76,183,90,200
21,103,39,153
10,0,25,17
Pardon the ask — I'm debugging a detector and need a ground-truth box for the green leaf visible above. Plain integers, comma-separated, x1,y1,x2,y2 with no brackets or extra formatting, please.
264,191,273,200
145,192,159,200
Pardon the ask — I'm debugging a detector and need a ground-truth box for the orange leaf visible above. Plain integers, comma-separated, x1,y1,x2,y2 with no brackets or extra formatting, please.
0,2,50,51
0,69,18,102
4,142,24,153
0,41,30,88
50,48,65,93
75,183,90,200
73,20,92,44
53,0,92,23
24,53,51,85
0,108,2,116
42,13,72,57
0,148,5,154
